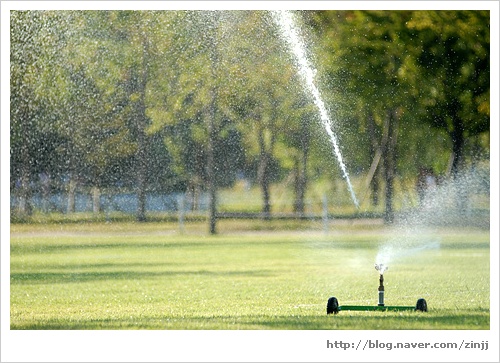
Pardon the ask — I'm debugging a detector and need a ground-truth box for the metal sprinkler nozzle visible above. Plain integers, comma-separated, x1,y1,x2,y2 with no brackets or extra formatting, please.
375,263,388,274
378,273,385,306
375,264,387,306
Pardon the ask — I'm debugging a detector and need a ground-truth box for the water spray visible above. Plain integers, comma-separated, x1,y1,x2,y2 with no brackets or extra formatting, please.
326,263,427,314
271,10,359,208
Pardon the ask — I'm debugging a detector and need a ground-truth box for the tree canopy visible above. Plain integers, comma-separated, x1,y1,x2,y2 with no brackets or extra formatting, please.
10,10,490,225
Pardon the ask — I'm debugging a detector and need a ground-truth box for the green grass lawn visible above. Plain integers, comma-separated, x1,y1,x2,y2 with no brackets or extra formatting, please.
10,220,490,329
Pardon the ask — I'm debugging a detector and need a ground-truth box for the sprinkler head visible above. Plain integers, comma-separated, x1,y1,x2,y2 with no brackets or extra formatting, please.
375,264,387,306
378,273,384,289
375,263,388,274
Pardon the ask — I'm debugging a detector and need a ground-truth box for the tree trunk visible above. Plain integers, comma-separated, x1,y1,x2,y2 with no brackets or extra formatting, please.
367,113,380,207
207,95,217,234
92,186,100,214
359,112,388,208
136,109,147,222
450,113,467,211
136,152,147,222
261,171,271,220
257,128,272,220
293,120,310,217
383,109,399,224
135,35,150,223
17,167,32,216
258,155,271,219
450,114,465,179
17,107,33,217
206,13,220,235
371,172,380,206
136,100,147,222
40,172,50,213
293,155,308,217
67,175,77,214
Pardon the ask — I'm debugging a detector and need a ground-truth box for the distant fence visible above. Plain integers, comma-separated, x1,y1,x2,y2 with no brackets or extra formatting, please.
10,191,208,214
10,190,490,229
9,169,491,229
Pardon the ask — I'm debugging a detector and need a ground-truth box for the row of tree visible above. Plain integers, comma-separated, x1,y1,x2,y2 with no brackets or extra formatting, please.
10,10,490,231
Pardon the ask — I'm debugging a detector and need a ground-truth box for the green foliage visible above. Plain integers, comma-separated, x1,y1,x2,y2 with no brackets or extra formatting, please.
309,10,489,178
10,10,490,219
406,11,490,171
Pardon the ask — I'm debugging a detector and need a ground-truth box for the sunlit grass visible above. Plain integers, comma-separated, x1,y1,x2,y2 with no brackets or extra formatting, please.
10,222,489,329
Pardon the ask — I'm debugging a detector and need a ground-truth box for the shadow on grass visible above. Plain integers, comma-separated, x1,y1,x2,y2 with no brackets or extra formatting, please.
11,268,275,284
11,310,490,330
10,241,204,255
10,238,301,255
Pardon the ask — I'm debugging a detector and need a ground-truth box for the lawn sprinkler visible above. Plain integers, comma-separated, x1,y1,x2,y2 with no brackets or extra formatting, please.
326,264,428,314
375,263,386,306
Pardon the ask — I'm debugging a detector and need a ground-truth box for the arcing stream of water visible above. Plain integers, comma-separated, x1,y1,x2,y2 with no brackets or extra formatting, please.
271,10,359,208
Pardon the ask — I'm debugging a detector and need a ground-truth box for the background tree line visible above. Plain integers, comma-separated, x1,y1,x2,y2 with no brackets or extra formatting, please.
10,10,490,232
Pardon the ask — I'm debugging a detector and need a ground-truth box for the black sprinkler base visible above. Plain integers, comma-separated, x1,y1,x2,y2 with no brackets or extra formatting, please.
327,297,428,314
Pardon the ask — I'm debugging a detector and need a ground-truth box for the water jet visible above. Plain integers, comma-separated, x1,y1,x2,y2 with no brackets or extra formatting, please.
271,10,359,208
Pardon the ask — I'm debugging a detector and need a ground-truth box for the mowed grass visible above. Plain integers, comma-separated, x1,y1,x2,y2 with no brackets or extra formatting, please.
10,221,490,329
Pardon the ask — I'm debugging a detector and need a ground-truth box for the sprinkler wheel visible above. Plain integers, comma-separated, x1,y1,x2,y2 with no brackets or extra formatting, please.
327,296,339,315
415,298,428,312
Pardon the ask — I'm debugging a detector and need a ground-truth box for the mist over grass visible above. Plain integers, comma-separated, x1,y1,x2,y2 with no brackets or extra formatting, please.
376,168,489,271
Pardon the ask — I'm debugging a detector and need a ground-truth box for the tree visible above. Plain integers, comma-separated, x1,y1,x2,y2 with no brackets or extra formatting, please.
310,10,420,221
57,11,141,214
147,11,246,233
10,11,67,216
62,11,177,220
286,105,316,216
407,10,490,178
225,11,312,219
